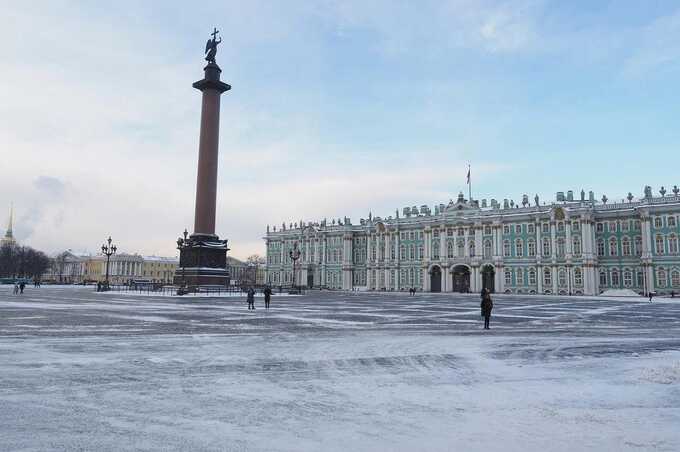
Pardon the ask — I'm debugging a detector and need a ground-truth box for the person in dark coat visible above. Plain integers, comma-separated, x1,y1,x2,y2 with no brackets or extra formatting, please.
19,282,25,294
264,286,272,309
649,292,654,303
247,287,255,310
481,292,493,330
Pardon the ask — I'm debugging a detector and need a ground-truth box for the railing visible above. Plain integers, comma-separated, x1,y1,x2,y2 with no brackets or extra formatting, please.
101,284,306,296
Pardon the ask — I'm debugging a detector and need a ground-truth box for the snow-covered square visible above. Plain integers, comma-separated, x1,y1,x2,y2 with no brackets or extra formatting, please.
1,286,680,451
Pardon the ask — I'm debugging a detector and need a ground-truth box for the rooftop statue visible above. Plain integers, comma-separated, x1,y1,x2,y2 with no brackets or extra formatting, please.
204,28,222,63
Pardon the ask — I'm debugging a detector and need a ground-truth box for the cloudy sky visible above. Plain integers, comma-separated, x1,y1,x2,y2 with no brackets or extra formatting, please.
2,1,680,260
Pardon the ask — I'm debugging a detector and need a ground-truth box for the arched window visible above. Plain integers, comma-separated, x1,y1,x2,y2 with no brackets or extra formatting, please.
609,238,618,256
635,236,642,256
654,217,663,228
574,267,583,287
669,235,678,254
597,240,605,256
672,270,680,287
483,240,492,259
528,239,536,257
543,238,551,257
469,241,475,257
504,269,512,285
410,245,415,260
516,268,524,285
611,269,620,286
557,238,565,257
558,268,566,287
418,245,424,260
400,245,405,259
599,270,607,286
432,242,439,259
503,240,511,257
623,270,632,287
622,237,631,256
656,235,665,255
657,268,667,287
529,268,537,285
447,242,454,258
543,268,552,286
572,236,581,256
457,240,464,257
515,239,524,257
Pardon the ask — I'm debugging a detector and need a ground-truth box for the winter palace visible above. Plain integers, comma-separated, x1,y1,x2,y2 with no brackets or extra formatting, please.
264,186,680,296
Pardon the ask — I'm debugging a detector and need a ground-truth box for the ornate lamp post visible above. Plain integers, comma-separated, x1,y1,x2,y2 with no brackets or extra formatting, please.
176,228,192,295
101,236,117,291
289,242,301,293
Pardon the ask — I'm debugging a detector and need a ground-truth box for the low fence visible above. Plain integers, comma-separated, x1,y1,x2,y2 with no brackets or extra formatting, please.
101,284,307,297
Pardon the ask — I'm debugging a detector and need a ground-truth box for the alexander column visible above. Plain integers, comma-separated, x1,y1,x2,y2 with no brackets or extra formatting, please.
175,28,231,288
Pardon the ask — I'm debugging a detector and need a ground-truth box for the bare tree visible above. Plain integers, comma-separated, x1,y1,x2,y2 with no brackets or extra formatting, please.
243,254,265,287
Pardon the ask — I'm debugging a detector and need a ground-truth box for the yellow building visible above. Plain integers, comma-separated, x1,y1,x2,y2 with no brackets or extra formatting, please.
142,256,178,284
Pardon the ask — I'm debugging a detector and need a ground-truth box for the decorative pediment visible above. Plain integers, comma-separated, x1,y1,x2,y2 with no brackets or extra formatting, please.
443,192,480,216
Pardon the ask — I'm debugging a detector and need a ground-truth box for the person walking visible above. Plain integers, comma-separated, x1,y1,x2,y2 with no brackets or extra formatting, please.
19,282,25,294
264,286,272,310
13,283,19,295
649,292,654,303
247,287,255,310
481,290,493,330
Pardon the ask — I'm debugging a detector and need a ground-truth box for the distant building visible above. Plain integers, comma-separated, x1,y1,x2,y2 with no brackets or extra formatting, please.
1,205,16,247
142,256,178,284
265,186,680,296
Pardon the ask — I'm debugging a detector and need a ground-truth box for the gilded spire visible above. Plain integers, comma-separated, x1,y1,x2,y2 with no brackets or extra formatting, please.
1,204,15,245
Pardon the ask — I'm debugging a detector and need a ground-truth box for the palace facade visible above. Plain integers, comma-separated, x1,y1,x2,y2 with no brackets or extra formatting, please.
264,186,680,296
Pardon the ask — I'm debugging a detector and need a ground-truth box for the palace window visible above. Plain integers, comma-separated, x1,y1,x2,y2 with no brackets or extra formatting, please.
503,225,510,235
609,238,618,256
469,241,475,257
557,238,565,257
574,267,583,287
529,268,537,285
572,221,580,232
558,269,566,287
623,270,633,287
611,269,620,286
503,240,511,257
447,242,454,259
634,220,641,230
458,228,465,236
447,228,453,236
596,223,604,233
608,221,617,232
542,223,550,233
433,229,440,238
654,217,663,228
515,239,524,257
390,270,395,288
371,246,376,261
542,238,551,257
400,245,405,259
669,216,677,228
527,224,535,234
573,236,582,256
410,232,415,240
505,269,512,286
557,222,565,232
635,236,643,256
669,235,678,254
484,225,492,235
457,240,465,257
657,268,667,288
517,268,524,285
543,268,552,286
622,237,631,256
528,239,536,257
672,270,680,287
655,235,665,255
599,271,607,287
433,244,439,260
484,240,492,258
391,245,396,260
637,271,644,287
621,221,630,232
515,224,522,234
418,245,424,260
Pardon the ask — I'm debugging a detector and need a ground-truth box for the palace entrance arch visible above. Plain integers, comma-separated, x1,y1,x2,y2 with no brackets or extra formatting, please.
451,265,470,293
481,264,495,293
430,266,442,292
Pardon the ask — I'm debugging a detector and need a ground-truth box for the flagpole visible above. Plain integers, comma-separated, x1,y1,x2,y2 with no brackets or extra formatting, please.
468,164,472,202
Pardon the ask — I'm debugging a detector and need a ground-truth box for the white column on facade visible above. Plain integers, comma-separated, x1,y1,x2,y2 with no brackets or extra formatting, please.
565,217,573,257
440,227,447,262
550,220,557,263
552,265,558,293
474,224,483,259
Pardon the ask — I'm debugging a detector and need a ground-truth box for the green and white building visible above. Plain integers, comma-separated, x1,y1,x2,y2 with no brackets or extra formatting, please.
264,186,680,296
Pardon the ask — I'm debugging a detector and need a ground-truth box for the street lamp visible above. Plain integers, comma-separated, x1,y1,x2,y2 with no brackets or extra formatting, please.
176,228,191,295
101,236,117,291
289,241,301,293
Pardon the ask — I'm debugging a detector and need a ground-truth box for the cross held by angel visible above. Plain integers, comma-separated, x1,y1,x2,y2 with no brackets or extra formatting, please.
205,27,222,63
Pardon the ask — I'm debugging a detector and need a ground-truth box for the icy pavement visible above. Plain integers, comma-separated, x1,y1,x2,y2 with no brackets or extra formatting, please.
1,287,679,451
